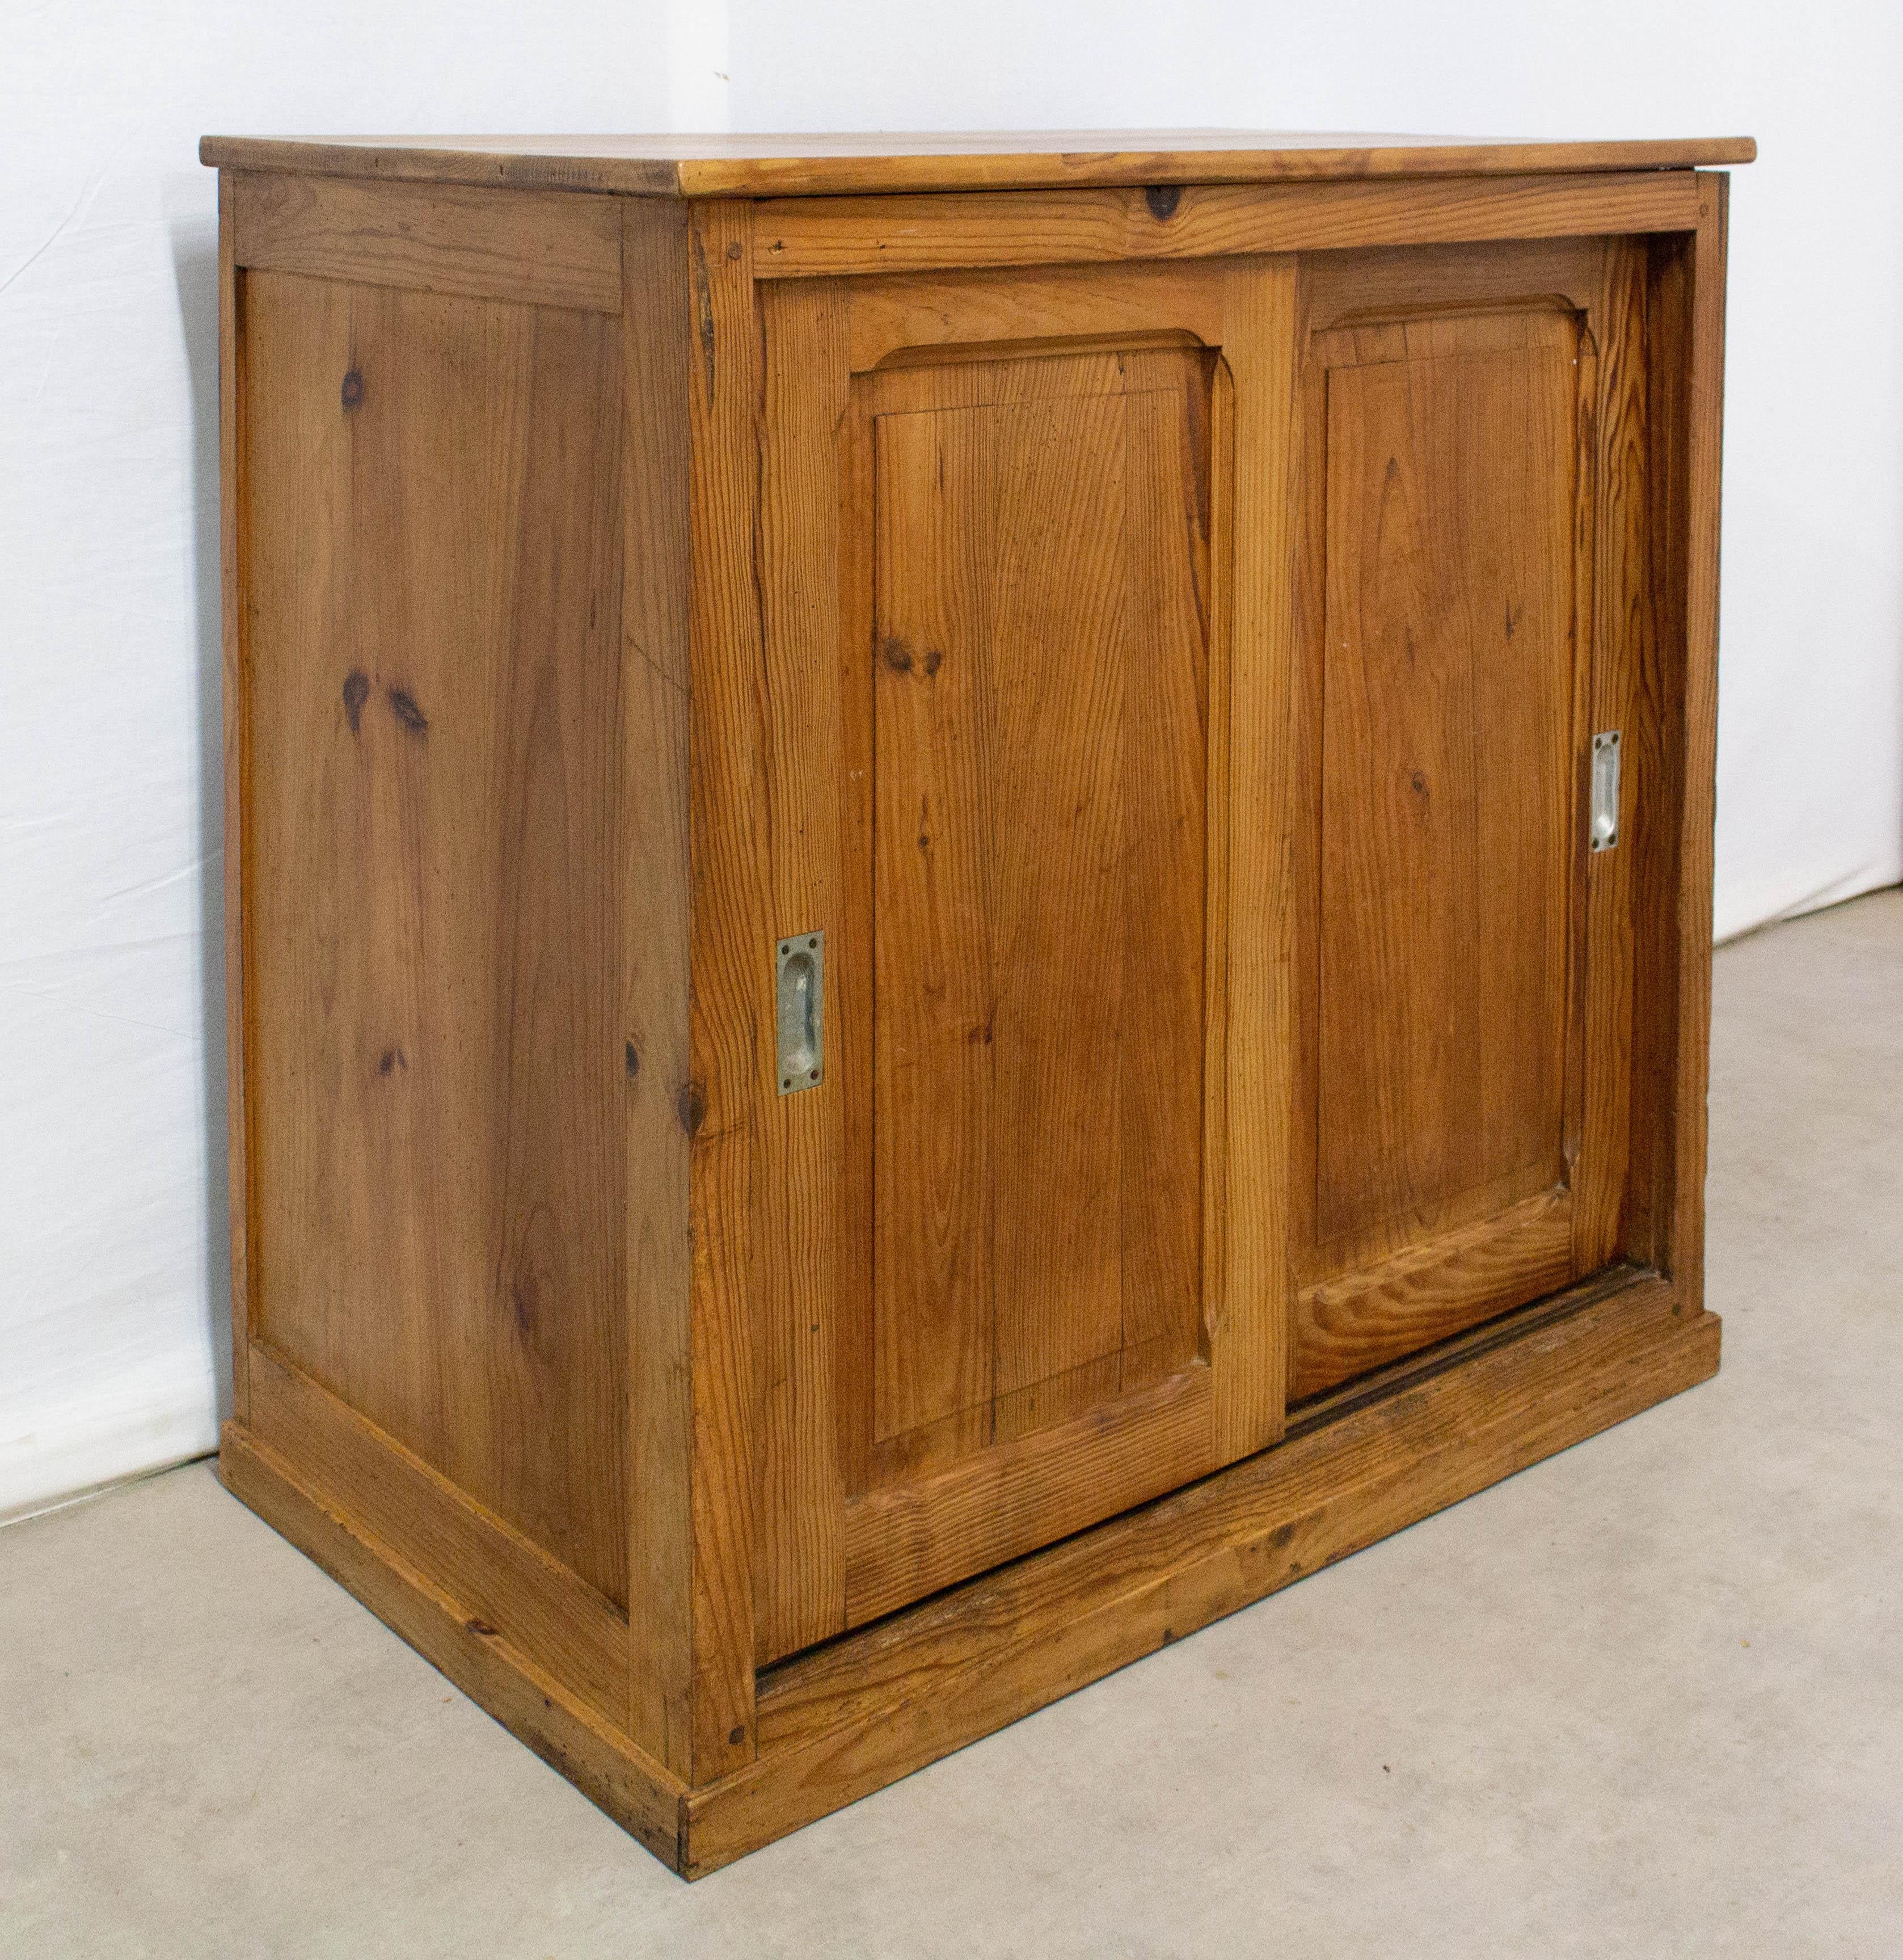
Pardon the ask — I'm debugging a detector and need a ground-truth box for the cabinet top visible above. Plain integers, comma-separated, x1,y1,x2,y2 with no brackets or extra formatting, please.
198,130,1755,200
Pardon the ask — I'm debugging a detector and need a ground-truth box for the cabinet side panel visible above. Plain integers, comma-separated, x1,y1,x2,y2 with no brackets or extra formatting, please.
243,267,630,1609
621,199,697,1771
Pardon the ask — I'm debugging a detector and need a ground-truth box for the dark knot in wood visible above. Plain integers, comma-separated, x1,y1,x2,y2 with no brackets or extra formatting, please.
387,685,429,734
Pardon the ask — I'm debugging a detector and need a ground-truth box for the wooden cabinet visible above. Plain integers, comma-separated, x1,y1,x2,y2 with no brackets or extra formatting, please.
204,129,1749,1874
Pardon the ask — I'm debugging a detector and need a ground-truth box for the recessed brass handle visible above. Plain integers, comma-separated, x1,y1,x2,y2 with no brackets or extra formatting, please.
1589,731,1621,853
776,931,825,1094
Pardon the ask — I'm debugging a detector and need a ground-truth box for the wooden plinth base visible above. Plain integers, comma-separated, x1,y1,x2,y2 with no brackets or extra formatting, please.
220,1269,1717,1877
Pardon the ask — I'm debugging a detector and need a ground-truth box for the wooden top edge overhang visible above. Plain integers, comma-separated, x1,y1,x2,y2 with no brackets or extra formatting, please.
197,129,1757,199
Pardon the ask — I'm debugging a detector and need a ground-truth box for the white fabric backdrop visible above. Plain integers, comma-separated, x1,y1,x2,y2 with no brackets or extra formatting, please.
4,0,1898,1520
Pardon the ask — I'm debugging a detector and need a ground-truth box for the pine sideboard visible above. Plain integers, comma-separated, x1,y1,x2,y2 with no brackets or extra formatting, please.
201,129,1753,1874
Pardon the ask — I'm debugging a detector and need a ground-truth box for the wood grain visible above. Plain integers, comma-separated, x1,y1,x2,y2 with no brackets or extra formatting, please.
1665,174,1731,1304
681,200,767,1776
243,268,629,1604
867,346,1208,1448
845,341,1217,1615
753,278,853,1662
1292,1189,1576,1400
683,1273,1718,1874
1311,312,1575,1252
1573,239,1652,1273
766,1267,1685,1750
619,198,697,1771
1286,239,1649,1397
1199,351,1235,1439
1619,183,1726,1298
1301,236,1605,341
232,171,622,312
748,263,1298,1651
752,172,1703,280
220,1424,686,1870
745,260,1317,1641
843,1367,1214,1626
1211,254,1299,1459
201,131,1755,201
840,260,1225,392
218,172,251,1427
1624,235,1689,1270
248,1344,628,1729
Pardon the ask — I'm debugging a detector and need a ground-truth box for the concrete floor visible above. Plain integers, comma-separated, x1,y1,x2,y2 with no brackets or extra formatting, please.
3,891,1899,1957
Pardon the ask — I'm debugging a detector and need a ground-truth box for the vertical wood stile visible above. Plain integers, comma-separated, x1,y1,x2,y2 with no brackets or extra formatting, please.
1626,234,1687,1269
754,281,851,1659
218,170,253,1425
683,199,769,1776
1562,269,1602,1207
1199,353,1234,1413
1667,174,1731,1304
622,198,698,1772
1574,239,1649,1272
1213,255,1299,1457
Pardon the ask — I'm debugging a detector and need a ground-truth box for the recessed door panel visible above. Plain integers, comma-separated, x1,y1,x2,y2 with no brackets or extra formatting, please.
868,348,1208,1476
1315,325,1575,1251
1290,240,1642,1401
